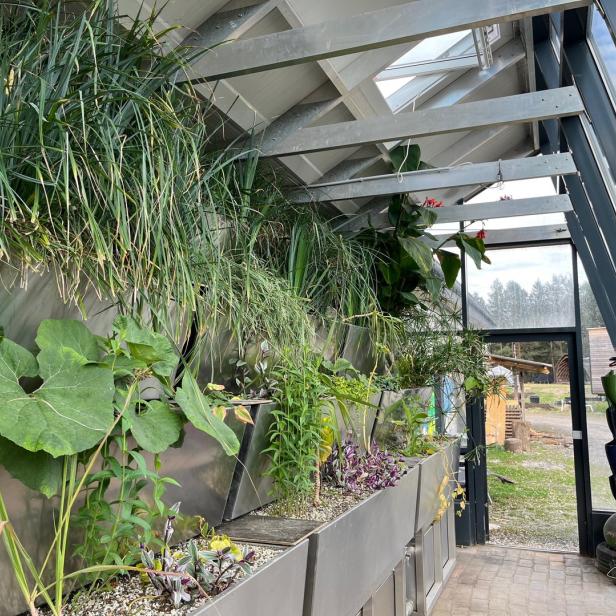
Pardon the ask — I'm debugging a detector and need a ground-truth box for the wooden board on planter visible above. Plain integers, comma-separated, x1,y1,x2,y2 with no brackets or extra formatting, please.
217,515,322,546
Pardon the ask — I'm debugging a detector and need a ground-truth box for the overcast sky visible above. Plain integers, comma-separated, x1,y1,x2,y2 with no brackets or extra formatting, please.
440,176,580,297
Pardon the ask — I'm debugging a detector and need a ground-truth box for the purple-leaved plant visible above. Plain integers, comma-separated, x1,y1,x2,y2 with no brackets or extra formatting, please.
321,438,404,493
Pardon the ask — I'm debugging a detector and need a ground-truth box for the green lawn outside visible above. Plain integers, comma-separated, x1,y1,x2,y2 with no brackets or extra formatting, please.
487,442,579,551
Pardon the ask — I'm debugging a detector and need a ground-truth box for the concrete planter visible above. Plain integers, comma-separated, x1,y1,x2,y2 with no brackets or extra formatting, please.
303,465,420,616
191,541,309,616
415,440,461,534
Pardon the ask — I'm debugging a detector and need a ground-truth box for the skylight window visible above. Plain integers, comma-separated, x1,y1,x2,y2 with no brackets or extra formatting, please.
375,26,500,111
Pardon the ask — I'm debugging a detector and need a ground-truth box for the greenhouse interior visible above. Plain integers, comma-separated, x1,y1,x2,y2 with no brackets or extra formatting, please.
2,0,616,615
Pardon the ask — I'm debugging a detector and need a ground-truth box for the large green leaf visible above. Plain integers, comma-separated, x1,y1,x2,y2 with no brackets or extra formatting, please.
398,236,434,274
438,250,462,288
390,144,421,173
125,401,183,454
0,338,115,457
113,316,178,378
0,436,63,498
35,319,101,367
175,372,239,456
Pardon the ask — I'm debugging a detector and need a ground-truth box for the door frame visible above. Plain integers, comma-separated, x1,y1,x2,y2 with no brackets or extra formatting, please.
479,329,593,555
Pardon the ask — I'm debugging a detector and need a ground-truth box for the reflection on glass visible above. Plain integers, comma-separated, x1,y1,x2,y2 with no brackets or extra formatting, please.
578,259,616,511
466,244,575,329
590,7,616,104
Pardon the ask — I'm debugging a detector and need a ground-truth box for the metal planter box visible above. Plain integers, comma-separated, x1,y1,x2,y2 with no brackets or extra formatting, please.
303,465,420,616
224,402,277,521
374,388,433,448
191,541,309,616
415,441,461,534
413,502,457,616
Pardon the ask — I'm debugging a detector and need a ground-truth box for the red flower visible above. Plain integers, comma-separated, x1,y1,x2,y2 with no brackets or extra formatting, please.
475,229,487,240
423,197,443,208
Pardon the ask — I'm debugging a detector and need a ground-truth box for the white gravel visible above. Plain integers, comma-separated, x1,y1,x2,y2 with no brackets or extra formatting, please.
46,542,281,616
255,486,371,523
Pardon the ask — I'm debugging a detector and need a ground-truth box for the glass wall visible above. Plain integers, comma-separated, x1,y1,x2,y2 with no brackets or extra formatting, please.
577,258,616,511
589,7,616,107
465,243,575,330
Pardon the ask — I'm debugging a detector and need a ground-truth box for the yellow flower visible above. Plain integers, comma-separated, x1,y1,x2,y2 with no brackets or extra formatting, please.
4,67,15,96
207,383,225,391
210,535,232,552
230,544,243,560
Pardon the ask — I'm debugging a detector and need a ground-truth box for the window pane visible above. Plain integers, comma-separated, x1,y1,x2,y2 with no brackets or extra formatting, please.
466,244,575,329
578,258,616,511
590,7,616,104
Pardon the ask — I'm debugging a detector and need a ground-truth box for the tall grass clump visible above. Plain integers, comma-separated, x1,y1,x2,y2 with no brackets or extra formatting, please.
0,1,238,343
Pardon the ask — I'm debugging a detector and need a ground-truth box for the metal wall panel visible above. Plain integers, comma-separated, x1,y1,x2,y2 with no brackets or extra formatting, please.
224,402,276,520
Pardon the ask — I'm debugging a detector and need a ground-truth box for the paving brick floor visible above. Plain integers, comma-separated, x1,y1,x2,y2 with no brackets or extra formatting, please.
432,544,616,616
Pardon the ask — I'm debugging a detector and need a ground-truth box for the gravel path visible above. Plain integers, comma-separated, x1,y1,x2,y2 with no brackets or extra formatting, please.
527,408,611,468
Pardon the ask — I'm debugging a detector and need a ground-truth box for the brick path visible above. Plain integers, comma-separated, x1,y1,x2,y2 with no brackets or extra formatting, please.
432,544,616,615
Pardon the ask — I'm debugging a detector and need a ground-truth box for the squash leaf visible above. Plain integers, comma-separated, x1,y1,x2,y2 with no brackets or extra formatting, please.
0,336,115,457
113,316,178,378
0,435,63,498
125,401,183,454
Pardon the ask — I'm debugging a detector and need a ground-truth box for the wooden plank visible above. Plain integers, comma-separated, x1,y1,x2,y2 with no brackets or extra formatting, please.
259,88,584,157
183,0,590,81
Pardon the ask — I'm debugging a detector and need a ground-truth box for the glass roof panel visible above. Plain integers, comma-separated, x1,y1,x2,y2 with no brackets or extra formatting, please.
392,30,471,66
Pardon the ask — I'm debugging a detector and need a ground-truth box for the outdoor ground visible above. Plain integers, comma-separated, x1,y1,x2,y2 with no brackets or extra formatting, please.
433,544,616,616
487,383,614,552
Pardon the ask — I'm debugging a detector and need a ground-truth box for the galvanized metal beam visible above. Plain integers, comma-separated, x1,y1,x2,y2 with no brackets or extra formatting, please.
424,224,571,247
346,194,573,230
183,0,590,81
183,2,278,48
288,153,576,203
257,98,342,144
432,194,573,223
258,87,584,157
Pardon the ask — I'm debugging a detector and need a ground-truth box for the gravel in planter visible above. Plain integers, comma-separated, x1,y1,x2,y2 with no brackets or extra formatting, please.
254,487,370,524
44,542,281,616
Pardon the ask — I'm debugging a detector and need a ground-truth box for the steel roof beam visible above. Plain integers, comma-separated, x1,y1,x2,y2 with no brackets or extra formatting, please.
258,87,583,157
288,153,576,203
424,224,571,247
345,194,573,230
429,194,573,223
183,0,590,82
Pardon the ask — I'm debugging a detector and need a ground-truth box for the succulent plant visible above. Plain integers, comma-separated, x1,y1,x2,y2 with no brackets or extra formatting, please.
140,504,255,608
322,438,404,493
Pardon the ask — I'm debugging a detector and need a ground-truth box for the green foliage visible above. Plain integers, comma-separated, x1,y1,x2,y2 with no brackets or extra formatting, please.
176,372,240,456
74,445,180,575
357,143,489,315
0,321,114,457
393,304,492,398
0,317,242,614
264,350,332,498
379,399,436,457
140,506,254,608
